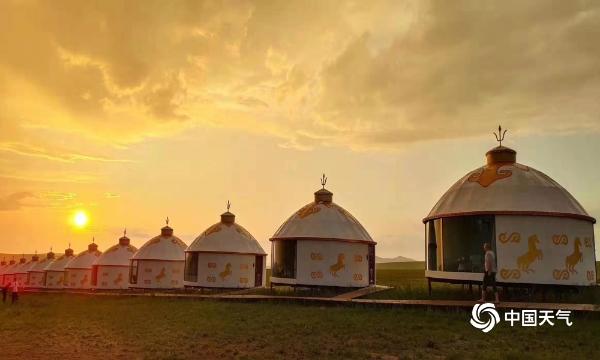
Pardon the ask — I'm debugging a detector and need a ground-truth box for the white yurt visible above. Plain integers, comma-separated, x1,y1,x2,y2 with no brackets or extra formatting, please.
92,230,137,290
27,250,56,288
15,254,39,286
44,247,75,289
0,259,5,284
8,256,27,286
184,203,267,288
424,127,596,287
270,176,377,287
1,259,17,286
129,219,187,289
64,239,102,290
0,259,10,285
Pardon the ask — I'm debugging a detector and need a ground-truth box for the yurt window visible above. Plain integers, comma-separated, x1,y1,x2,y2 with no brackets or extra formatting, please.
272,240,296,279
441,215,494,272
184,252,199,282
129,260,139,284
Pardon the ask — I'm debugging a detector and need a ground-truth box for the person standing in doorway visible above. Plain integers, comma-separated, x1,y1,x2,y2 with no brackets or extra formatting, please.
479,243,500,303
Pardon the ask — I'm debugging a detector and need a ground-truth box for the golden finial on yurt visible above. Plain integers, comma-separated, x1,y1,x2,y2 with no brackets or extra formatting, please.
320,173,327,189
493,125,507,147
221,200,235,224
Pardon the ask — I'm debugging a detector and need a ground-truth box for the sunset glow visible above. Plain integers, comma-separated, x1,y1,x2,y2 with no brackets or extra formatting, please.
0,1,598,261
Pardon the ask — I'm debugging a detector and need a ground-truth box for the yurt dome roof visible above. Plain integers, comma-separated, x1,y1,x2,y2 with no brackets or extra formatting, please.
0,260,10,275
18,255,40,273
271,176,374,243
94,230,138,266
45,248,76,271
424,129,594,223
29,251,56,272
187,205,266,255
2,259,18,275
12,257,28,274
132,219,187,261
0,265,11,276
65,241,102,270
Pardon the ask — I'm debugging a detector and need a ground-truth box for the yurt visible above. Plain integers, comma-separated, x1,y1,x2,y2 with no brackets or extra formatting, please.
15,254,39,286
270,176,377,287
129,219,187,289
1,259,17,286
44,247,75,289
92,230,137,290
0,259,9,285
184,203,267,288
64,239,102,290
424,127,597,287
27,250,56,288
7,257,27,286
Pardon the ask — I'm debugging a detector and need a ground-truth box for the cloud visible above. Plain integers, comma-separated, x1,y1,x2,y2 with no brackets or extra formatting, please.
41,191,77,202
0,191,83,211
0,171,98,184
1,0,599,152
0,142,131,163
0,192,37,211
316,1,600,147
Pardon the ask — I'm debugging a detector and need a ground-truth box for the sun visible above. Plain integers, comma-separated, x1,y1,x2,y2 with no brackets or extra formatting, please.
72,210,89,229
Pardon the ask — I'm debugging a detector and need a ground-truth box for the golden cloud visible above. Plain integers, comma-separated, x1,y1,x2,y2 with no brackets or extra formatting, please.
0,0,599,153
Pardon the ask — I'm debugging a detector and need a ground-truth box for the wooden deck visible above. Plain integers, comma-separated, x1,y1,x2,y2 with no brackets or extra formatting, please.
333,285,391,300
25,288,600,312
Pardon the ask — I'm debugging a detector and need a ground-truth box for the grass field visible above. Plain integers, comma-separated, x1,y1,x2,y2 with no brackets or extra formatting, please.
1,265,599,359
368,263,600,304
1,293,599,360
258,262,600,303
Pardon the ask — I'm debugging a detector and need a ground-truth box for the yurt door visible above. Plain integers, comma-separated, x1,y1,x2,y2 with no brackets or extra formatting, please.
91,265,98,287
255,256,263,286
368,244,375,285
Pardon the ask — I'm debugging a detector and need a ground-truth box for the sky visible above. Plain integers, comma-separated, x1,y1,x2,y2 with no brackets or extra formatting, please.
1,0,600,261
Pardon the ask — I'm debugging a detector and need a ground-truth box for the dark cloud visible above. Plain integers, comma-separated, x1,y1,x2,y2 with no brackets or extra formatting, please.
317,1,600,146
1,0,599,151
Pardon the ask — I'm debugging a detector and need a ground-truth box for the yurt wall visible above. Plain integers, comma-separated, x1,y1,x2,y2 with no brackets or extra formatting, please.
45,271,66,288
130,260,184,289
296,240,370,287
496,216,596,285
27,271,46,288
190,253,264,288
94,266,130,289
64,268,93,289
